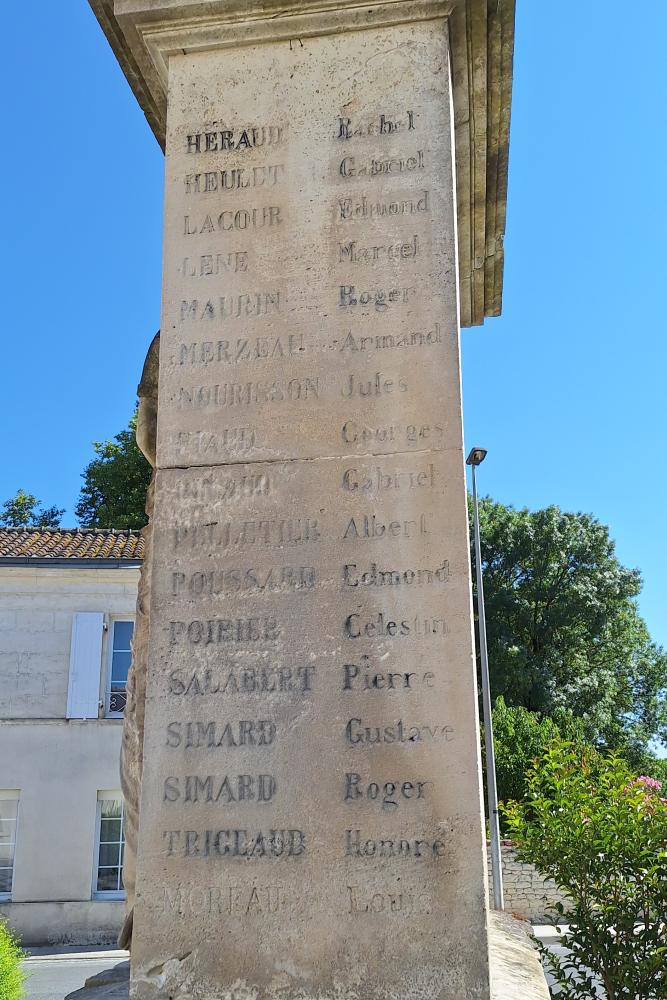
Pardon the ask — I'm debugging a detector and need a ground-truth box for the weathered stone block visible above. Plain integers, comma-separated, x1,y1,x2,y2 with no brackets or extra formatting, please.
129,7,491,998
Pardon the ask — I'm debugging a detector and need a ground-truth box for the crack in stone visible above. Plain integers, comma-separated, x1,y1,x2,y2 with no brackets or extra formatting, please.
158,445,454,473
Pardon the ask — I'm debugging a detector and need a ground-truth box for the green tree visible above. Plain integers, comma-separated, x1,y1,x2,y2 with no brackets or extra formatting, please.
0,489,64,529
75,413,151,530
472,498,667,753
504,740,667,999
0,920,25,1000
488,697,667,821
488,697,588,806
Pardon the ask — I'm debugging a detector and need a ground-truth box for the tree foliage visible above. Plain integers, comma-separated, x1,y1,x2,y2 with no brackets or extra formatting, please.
0,920,25,1000
75,413,151,530
504,740,667,1000
488,697,588,806
488,697,667,825
472,498,667,753
0,489,64,529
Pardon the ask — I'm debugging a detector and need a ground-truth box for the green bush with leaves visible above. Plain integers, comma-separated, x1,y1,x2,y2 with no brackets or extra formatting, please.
504,739,667,999
0,921,25,1000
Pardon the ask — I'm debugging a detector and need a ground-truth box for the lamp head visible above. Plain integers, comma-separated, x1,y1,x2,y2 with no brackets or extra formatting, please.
466,447,488,467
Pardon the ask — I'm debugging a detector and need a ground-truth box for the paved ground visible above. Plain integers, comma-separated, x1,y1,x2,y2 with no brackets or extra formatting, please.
23,952,128,1000
541,941,603,995
533,925,604,997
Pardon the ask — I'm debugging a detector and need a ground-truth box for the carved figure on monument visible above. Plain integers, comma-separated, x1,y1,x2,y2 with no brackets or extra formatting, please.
119,331,159,950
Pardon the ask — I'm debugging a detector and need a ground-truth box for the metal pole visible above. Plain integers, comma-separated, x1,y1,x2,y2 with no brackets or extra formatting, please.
471,462,504,911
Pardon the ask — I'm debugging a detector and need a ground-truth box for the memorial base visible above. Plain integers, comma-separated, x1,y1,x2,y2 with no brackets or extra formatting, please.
65,916,550,1000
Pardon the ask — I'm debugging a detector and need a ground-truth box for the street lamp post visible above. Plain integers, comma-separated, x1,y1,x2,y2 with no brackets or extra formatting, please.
466,447,504,911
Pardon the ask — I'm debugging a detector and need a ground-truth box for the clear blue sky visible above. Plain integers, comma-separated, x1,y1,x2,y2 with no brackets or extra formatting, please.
0,3,665,649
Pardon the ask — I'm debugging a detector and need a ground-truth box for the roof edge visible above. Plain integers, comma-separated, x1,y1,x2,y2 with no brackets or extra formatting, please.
0,527,142,534
0,557,143,569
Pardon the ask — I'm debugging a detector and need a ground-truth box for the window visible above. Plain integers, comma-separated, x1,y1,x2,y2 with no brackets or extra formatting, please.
94,794,125,899
0,793,19,900
107,620,134,716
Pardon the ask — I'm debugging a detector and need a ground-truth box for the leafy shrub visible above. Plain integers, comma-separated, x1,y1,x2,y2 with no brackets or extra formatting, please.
0,921,25,1000
504,739,667,999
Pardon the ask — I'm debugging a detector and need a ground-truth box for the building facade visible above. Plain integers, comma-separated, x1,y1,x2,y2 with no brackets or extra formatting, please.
0,528,142,945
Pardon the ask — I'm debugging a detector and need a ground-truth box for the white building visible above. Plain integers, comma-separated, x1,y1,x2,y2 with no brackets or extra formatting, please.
0,528,142,945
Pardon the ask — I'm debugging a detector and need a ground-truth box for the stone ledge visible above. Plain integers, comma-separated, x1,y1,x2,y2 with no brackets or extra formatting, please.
65,919,548,1000
65,961,129,1000
490,912,551,1000
87,0,515,327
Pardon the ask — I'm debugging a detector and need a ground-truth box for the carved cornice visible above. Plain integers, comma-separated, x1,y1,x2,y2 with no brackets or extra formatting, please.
88,0,515,326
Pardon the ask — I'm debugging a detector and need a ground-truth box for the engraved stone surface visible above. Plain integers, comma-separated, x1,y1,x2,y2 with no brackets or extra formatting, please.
66,919,550,1000
89,0,516,327
132,10,491,999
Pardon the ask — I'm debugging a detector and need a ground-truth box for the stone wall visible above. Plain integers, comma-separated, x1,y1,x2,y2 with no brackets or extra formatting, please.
488,843,568,923
0,900,124,947
0,565,139,718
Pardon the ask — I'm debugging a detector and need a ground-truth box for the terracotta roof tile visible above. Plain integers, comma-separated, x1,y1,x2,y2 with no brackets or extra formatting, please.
0,528,145,561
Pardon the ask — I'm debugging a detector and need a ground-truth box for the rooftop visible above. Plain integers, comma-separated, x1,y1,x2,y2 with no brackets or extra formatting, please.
0,528,145,562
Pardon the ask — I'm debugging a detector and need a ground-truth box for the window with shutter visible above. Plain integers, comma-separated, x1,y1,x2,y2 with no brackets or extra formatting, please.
66,612,104,719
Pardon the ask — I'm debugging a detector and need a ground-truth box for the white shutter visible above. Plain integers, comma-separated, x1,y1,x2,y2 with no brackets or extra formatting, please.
66,612,104,719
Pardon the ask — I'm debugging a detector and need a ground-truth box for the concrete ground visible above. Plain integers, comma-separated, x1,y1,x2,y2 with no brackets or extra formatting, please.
533,924,604,997
534,926,568,992
23,949,128,1000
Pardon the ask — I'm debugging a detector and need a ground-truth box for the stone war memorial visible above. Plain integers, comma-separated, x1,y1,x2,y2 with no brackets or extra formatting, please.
84,2,536,999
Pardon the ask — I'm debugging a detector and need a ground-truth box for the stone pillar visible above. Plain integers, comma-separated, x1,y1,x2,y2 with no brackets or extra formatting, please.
96,3,501,997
